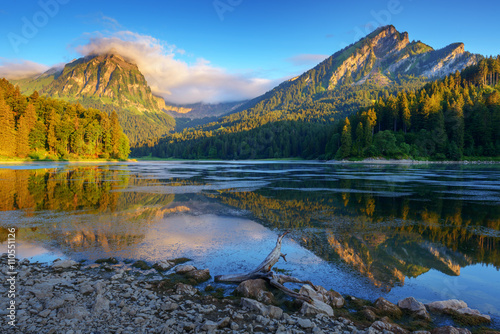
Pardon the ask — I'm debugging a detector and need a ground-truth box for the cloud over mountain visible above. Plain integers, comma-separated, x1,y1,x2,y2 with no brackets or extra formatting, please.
75,31,274,104
0,59,49,80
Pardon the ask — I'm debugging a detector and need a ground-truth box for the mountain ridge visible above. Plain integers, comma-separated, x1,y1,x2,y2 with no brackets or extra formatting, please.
13,53,176,145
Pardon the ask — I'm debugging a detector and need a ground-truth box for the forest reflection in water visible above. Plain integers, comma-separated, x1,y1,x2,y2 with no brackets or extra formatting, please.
0,162,499,309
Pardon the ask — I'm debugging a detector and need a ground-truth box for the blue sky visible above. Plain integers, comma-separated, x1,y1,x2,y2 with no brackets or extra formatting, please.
1,0,499,103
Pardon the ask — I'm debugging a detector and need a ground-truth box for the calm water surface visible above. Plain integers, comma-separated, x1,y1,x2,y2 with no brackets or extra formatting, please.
0,161,499,323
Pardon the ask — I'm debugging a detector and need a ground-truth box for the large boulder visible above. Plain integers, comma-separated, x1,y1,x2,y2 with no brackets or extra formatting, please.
426,299,490,324
299,284,345,308
300,299,334,317
175,264,196,274
241,298,283,319
153,260,174,271
235,279,275,304
426,299,467,313
184,268,211,283
398,297,431,321
374,297,402,317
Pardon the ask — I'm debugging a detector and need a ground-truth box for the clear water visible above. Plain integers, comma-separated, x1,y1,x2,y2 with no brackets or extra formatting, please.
0,161,499,324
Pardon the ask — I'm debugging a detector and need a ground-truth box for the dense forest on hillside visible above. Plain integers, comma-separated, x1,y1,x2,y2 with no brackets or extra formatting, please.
133,77,426,159
135,57,500,160
78,97,175,145
0,79,129,160
326,57,500,160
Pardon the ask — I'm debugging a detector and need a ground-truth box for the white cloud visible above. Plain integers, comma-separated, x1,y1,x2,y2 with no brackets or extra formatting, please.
75,31,275,104
0,59,49,80
286,54,329,67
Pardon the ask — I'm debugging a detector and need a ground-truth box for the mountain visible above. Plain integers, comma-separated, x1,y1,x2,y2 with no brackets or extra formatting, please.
233,25,480,119
135,25,484,158
13,54,175,145
164,101,247,119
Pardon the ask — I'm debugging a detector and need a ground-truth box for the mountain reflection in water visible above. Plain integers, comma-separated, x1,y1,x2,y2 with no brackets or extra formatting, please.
0,162,499,316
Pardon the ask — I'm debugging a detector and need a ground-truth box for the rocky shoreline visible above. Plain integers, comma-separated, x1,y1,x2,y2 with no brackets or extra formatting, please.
0,254,495,334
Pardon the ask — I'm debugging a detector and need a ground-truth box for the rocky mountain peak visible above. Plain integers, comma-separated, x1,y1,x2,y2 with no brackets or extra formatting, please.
323,26,479,89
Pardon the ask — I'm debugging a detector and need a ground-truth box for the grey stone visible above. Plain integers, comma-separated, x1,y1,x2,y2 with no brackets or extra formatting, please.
184,268,211,283
39,309,51,318
92,294,110,314
300,300,334,317
370,318,409,334
46,298,65,310
297,318,314,329
154,260,174,271
235,279,275,304
161,302,179,311
374,297,402,317
79,284,94,295
202,320,218,331
398,297,431,321
241,298,283,319
52,259,78,269
360,308,377,321
175,283,198,296
455,307,491,323
58,305,90,320
427,299,468,313
175,264,196,274
29,283,54,299
431,326,471,334
217,316,231,328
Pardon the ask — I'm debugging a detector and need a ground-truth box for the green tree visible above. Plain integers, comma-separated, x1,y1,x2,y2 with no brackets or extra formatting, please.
399,93,411,133
0,95,16,157
339,118,352,159
110,111,121,158
16,103,37,157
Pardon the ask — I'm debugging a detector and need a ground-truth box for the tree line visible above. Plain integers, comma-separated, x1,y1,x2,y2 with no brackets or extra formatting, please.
327,57,500,160
0,79,130,160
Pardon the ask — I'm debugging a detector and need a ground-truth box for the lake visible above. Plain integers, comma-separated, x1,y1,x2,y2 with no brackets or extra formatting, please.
0,161,499,324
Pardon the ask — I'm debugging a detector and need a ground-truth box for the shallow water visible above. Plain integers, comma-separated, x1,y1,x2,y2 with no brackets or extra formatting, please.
0,161,499,324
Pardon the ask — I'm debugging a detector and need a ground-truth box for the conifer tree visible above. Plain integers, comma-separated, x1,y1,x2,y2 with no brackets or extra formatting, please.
339,118,352,159
110,111,121,158
0,95,16,157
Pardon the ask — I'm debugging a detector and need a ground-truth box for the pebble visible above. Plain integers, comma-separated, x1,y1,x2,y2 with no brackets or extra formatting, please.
0,253,486,334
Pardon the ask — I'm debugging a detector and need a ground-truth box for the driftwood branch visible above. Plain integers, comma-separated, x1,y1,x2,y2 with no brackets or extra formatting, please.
215,231,315,303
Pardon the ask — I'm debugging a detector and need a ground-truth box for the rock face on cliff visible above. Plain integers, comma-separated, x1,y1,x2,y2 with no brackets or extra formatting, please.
37,54,166,113
14,54,176,145
321,25,479,90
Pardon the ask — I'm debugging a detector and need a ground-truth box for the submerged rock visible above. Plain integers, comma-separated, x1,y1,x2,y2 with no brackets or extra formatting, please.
426,299,468,313
426,299,490,324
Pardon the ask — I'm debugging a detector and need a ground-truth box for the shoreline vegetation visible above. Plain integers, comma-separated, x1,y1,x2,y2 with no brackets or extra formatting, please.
1,156,500,165
1,254,495,334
